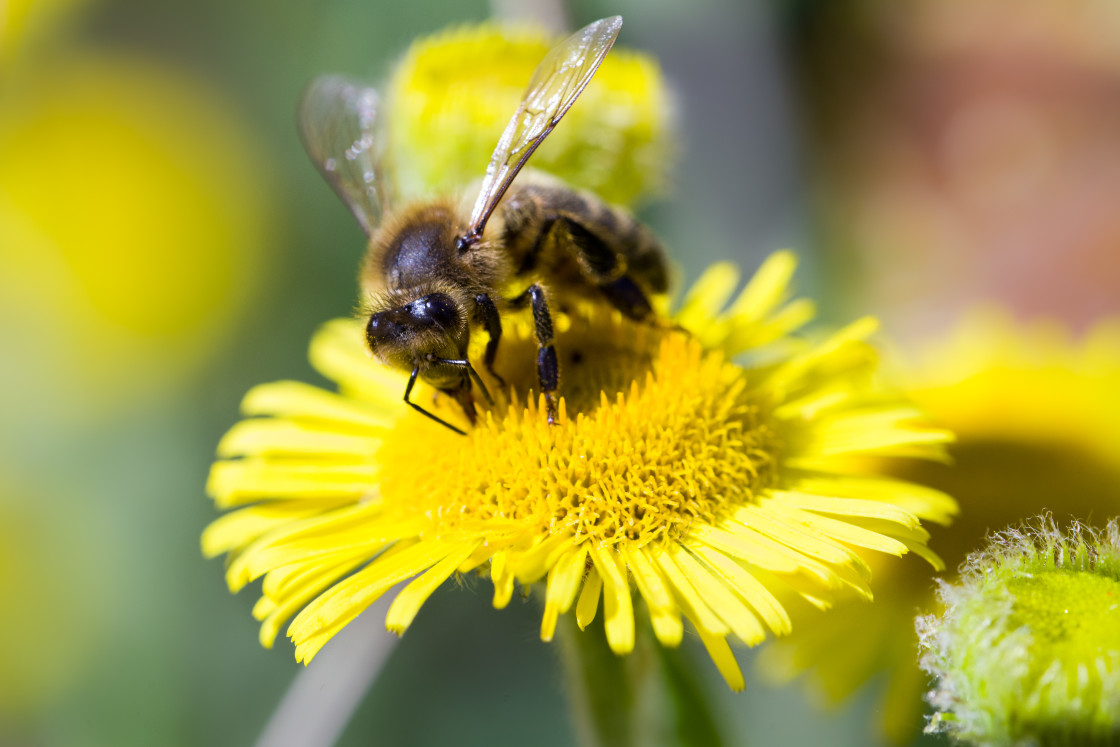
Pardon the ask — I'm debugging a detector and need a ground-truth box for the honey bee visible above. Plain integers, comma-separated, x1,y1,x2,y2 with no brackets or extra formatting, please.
299,16,667,434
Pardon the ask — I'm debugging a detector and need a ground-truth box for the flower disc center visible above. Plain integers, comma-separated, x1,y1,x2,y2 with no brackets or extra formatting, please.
375,318,779,549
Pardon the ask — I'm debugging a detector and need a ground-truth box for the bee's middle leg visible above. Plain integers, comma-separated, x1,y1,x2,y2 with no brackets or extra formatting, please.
509,283,559,425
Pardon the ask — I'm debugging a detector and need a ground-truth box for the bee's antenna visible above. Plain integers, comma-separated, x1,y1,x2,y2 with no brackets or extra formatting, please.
403,367,467,436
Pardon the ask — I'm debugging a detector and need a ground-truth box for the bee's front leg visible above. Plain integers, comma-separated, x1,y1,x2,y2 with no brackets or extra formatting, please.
474,293,507,390
510,283,559,425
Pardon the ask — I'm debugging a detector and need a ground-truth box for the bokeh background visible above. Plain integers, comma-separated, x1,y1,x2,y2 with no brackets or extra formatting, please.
2,0,1119,745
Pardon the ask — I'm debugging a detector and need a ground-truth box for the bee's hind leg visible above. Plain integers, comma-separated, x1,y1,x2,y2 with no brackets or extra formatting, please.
550,215,656,322
598,274,685,338
597,275,655,322
510,283,559,425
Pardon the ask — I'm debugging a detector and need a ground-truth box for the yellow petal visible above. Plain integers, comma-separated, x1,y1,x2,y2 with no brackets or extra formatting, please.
590,545,634,654
771,488,923,527
218,418,383,459
288,540,447,655
257,554,368,648
764,504,913,557
689,525,804,575
623,546,683,647
723,298,816,355
223,503,389,591
511,534,574,585
727,250,796,322
772,386,854,420
691,545,791,636
894,535,946,571
697,628,744,691
793,475,959,525
672,548,765,646
238,524,393,586
541,545,589,642
241,379,390,427
261,547,364,602
386,541,479,633
575,564,602,630
201,501,338,558
765,316,879,392
731,504,856,566
804,408,953,457
207,459,379,508
490,550,515,609
655,546,728,637
675,262,740,330
308,319,408,406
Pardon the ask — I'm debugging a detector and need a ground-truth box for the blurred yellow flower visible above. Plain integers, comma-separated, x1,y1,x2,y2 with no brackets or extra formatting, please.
204,252,953,688
0,54,270,423
386,22,673,206
0,0,85,64
759,310,1120,743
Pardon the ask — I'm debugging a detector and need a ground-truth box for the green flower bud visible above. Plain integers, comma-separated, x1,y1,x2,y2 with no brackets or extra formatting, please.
917,517,1120,746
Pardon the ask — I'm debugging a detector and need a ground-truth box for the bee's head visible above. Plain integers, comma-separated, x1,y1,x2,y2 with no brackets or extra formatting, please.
364,291,470,378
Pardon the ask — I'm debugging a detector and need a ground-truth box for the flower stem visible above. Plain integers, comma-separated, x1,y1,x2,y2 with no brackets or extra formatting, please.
652,641,727,747
557,612,639,747
556,611,726,747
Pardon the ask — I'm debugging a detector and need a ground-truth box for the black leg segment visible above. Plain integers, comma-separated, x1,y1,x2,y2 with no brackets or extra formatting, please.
511,283,559,424
560,217,621,279
474,293,507,390
547,214,655,322
538,346,559,393
598,275,654,321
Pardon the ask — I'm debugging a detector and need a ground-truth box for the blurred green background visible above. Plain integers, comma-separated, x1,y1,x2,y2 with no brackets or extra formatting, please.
3,0,1119,745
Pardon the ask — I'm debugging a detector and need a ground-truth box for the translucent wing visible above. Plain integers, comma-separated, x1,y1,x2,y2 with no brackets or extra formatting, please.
463,16,623,243
299,75,388,236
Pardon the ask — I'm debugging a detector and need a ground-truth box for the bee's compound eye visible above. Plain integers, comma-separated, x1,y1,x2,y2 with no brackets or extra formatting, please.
413,293,460,329
365,312,392,349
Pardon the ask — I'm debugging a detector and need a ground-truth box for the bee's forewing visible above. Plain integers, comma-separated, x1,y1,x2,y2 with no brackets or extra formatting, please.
466,16,623,237
299,75,389,237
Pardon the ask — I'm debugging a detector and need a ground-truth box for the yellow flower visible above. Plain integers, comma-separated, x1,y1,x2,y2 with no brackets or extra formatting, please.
0,54,270,423
759,310,1120,742
385,22,672,206
0,0,85,65
203,252,953,688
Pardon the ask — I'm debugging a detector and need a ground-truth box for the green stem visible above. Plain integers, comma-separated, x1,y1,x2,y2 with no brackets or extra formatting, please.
555,612,728,747
556,613,640,747
652,641,727,747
